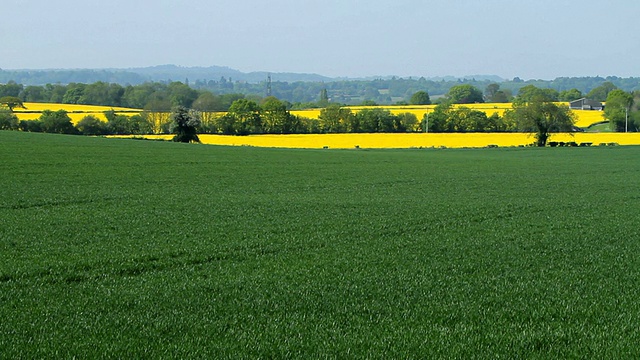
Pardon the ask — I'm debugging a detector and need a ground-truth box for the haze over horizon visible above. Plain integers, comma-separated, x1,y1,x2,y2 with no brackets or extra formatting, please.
2,0,639,81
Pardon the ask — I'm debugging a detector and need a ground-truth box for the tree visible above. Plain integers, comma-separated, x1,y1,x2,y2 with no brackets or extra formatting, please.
604,89,634,132
261,97,287,133
0,81,23,98
144,96,172,134
261,96,301,134
79,82,124,106
491,90,511,103
409,91,431,105
484,83,500,101
128,114,154,135
424,103,452,132
319,105,351,133
510,98,575,146
20,86,47,102
168,81,198,108
226,99,261,135
104,110,133,135
193,92,224,131
484,83,511,103
586,81,617,102
516,85,558,103
356,108,397,132
318,89,329,107
62,83,86,104
0,96,25,111
395,112,418,132
170,106,201,143
46,84,68,103
446,107,490,132
76,115,108,135
40,110,77,134
0,109,19,130
559,88,583,102
18,119,43,132
360,99,378,106
446,85,484,104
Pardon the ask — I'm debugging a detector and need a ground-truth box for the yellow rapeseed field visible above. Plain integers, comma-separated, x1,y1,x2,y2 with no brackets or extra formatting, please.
14,103,142,124
126,133,640,149
571,109,606,128
292,103,602,128
16,103,141,113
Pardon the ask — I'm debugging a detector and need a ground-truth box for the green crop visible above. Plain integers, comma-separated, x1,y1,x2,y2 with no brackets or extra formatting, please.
1,131,639,358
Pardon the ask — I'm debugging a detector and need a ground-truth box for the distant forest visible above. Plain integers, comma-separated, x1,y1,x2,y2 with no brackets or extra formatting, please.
2,65,640,107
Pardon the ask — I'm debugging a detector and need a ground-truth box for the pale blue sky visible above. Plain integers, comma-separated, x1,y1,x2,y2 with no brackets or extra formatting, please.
2,0,639,79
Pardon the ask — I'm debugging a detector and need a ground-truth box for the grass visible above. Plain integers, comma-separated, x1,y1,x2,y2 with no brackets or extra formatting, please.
585,121,613,132
1,131,640,358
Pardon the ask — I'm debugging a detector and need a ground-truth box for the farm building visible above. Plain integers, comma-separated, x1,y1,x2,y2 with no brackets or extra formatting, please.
570,98,604,110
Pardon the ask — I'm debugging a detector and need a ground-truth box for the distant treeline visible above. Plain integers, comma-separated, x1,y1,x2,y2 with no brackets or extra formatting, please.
3,79,640,136
0,77,637,113
0,80,244,111
1,98,523,136
191,76,640,105
3,66,640,105
0,102,423,136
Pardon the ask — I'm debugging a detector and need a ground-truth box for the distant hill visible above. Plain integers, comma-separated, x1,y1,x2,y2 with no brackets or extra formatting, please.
127,64,333,83
1,64,509,86
0,65,333,85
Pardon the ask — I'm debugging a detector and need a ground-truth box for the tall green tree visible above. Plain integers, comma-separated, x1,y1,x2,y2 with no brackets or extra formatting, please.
261,96,301,134
18,120,43,132
446,85,484,104
356,108,397,132
0,81,23,98
586,81,617,102
62,83,86,104
559,88,583,102
0,109,19,130
409,91,431,105
395,112,418,132
508,98,575,146
0,96,25,111
225,99,262,135
318,89,329,107
516,85,558,103
604,89,634,132
40,110,77,134
318,105,352,133
484,83,500,101
170,106,201,143
484,83,511,103
20,86,47,102
76,115,108,135
104,110,133,135
424,103,452,132
168,82,198,108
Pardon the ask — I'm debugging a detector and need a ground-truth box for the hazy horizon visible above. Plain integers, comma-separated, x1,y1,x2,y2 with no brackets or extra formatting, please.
2,0,639,81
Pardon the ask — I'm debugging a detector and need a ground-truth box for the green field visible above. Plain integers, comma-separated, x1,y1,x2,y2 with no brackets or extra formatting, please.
2,131,640,358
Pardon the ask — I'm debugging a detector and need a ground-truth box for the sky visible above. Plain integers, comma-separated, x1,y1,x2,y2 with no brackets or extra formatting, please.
2,0,640,80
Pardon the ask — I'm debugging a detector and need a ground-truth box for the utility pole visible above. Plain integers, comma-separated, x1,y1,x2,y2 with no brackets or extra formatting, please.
424,110,429,133
625,106,629,133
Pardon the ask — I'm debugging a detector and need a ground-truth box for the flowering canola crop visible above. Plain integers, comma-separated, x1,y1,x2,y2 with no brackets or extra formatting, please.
292,103,603,128
14,103,142,124
130,133,640,149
